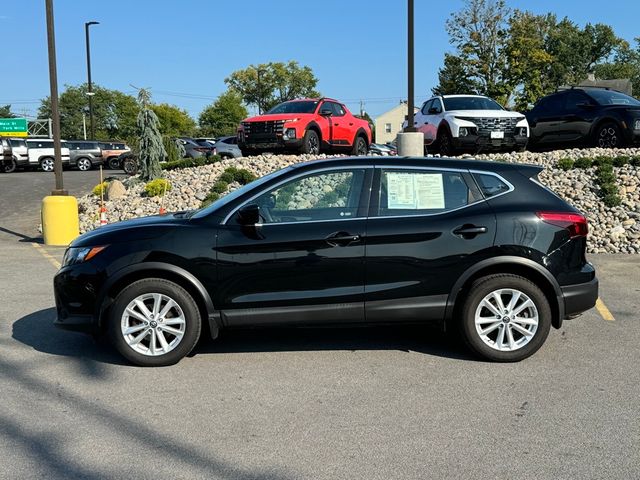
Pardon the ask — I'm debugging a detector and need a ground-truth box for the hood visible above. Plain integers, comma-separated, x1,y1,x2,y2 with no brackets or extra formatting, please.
445,109,525,119
71,213,190,247
241,113,314,123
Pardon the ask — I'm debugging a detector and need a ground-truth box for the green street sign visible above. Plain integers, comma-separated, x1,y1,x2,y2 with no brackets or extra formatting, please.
0,118,28,137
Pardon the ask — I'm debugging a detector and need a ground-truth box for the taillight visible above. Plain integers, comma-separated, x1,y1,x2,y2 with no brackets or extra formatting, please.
537,212,588,238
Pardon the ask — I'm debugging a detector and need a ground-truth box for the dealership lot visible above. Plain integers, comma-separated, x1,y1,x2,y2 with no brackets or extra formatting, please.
0,173,638,479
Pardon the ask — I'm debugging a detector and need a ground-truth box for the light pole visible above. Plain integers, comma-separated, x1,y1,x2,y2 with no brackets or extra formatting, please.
85,20,99,140
45,0,64,194
405,0,415,133
256,67,266,115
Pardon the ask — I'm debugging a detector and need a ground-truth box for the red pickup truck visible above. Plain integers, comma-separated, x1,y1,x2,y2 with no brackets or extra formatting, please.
237,98,371,157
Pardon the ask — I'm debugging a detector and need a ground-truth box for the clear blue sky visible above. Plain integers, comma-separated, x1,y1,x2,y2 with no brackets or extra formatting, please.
2,0,639,120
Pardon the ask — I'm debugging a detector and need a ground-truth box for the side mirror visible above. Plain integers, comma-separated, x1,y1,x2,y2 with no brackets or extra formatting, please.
320,108,333,116
577,102,595,109
237,203,260,225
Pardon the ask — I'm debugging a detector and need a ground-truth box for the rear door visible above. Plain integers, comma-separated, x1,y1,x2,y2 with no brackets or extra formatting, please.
364,165,496,323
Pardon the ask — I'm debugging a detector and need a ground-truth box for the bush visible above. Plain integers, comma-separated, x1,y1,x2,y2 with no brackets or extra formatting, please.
592,155,613,166
163,136,182,163
161,155,221,171
612,155,630,167
630,156,640,167
602,193,622,207
92,181,109,197
574,157,593,169
144,178,172,197
557,158,575,171
598,182,618,196
211,180,229,194
201,192,220,207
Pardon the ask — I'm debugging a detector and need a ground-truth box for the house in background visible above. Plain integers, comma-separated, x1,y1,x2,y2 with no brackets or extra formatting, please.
374,101,418,144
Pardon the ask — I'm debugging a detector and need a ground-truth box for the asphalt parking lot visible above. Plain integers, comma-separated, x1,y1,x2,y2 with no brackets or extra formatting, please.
0,171,638,479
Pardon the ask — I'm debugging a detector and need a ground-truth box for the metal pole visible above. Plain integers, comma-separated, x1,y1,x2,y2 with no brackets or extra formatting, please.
257,68,262,115
85,21,99,140
45,0,65,195
83,113,87,140
405,0,416,132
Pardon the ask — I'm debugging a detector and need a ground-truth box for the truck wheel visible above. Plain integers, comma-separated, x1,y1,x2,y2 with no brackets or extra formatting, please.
438,130,457,157
301,129,320,155
240,148,257,158
351,135,368,156
108,157,121,169
595,122,622,148
123,157,138,176
2,157,17,173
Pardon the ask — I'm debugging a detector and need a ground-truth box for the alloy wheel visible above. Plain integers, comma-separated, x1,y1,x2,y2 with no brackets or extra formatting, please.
598,127,619,148
77,158,92,171
474,288,539,352
356,138,367,156
120,293,186,356
308,134,319,154
41,158,54,172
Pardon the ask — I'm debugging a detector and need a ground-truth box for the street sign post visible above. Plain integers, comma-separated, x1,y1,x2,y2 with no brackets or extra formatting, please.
0,118,28,137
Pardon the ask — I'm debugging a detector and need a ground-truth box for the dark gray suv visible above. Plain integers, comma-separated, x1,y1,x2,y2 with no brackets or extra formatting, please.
67,141,104,171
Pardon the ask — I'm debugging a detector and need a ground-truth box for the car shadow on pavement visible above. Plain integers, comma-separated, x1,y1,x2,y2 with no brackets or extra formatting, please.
12,307,128,369
0,225,42,243
193,324,476,361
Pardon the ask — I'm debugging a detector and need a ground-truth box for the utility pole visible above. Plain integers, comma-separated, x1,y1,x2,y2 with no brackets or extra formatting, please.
405,0,415,133
85,20,99,140
45,0,65,194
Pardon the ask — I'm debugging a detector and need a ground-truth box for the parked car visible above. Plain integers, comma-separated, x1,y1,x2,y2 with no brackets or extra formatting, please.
237,98,372,156
213,136,242,159
54,156,598,366
194,138,218,147
100,142,131,169
176,137,215,158
369,143,397,156
67,140,104,171
7,138,29,172
408,95,529,155
26,139,71,172
1,138,13,173
526,87,640,150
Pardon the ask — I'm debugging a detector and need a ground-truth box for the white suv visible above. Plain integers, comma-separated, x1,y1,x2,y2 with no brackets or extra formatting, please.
409,95,529,155
26,139,71,172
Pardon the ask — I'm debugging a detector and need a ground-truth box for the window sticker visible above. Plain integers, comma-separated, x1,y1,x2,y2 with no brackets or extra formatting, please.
386,172,445,209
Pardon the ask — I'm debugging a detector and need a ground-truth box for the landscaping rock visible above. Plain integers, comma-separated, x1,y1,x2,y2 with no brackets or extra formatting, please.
106,180,127,200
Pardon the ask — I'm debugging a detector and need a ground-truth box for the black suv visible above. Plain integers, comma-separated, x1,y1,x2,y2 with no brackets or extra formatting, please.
67,140,104,171
54,157,598,366
527,87,640,149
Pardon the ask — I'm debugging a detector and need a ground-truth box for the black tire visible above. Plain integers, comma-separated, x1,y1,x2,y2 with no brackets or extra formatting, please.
239,148,257,158
301,129,320,155
76,157,92,171
594,122,623,148
459,274,551,362
351,135,368,156
2,157,17,173
123,157,138,176
438,129,456,157
108,157,121,169
108,278,202,367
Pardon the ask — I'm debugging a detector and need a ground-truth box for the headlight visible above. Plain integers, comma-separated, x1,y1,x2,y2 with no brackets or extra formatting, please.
62,245,108,267
283,118,300,123
634,119,640,131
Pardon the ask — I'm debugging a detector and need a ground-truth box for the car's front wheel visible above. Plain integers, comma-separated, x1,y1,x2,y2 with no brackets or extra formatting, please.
438,129,457,157
108,278,202,366
459,274,551,362
595,122,622,148
2,157,17,173
301,129,320,155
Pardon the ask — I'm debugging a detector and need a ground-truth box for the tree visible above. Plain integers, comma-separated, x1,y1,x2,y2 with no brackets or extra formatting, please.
136,89,166,181
0,105,15,118
594,37,640,93
433,53,480,96
198,90,248,137
443,0,512,103
38,84,138,140
151,103,196,137
225,61,320,113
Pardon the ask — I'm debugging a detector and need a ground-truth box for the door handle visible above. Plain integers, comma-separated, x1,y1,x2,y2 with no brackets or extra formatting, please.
334,123,339,126
349,122,353,126
453,225,487,237
325,232,361,247
424,121,429,125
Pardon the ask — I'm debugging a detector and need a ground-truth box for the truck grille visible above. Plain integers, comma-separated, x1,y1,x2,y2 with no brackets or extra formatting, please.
242,120,284,136
471,117,518,135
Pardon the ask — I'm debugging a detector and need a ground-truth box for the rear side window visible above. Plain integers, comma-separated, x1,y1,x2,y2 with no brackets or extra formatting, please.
378,169,473,216
473,173,511,198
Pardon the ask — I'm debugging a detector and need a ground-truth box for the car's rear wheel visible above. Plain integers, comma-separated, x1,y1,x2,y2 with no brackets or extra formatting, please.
351,135,368,156
595,122,622,148
108,157,121,169
108,278,202,367
301,129,320,155
123,157,138,176
40,157,55,172
459,274,551,362
77,157,92,171
2,157,17,173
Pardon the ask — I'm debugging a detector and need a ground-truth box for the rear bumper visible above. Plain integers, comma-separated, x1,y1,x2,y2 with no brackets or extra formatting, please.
561,277,599,318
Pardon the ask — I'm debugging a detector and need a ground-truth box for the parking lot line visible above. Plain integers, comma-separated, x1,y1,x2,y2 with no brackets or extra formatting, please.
595,297,615,321
31,242,62,270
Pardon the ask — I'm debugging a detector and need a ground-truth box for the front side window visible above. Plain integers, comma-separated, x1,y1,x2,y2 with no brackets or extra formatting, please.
251,169,366,224
378,169,473,216
431,98,443,113
421,100,433,115
586,89,640,106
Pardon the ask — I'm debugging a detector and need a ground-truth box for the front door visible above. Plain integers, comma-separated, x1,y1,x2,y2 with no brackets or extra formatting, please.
364,166,496,323
215,167,372,326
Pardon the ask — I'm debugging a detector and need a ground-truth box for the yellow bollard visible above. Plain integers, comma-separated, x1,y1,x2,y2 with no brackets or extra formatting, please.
42,195,80,246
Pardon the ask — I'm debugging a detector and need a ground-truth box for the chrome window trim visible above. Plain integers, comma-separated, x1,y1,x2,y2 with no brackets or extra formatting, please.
222,165,373,225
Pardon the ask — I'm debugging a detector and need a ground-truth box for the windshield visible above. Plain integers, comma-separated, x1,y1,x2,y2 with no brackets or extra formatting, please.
585,89,640,106
442,97,504,111
266,101,318,115
190,166,294,219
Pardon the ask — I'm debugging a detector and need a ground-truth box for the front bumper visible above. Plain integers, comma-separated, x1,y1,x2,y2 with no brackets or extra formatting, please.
54,264,103,334
239,135,303,151
561,277,599,318
452,133,528,151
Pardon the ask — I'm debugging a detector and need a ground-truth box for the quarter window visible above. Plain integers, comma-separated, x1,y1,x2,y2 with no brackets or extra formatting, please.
473,173,511,198
250,169,366,224
378,169,472,216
